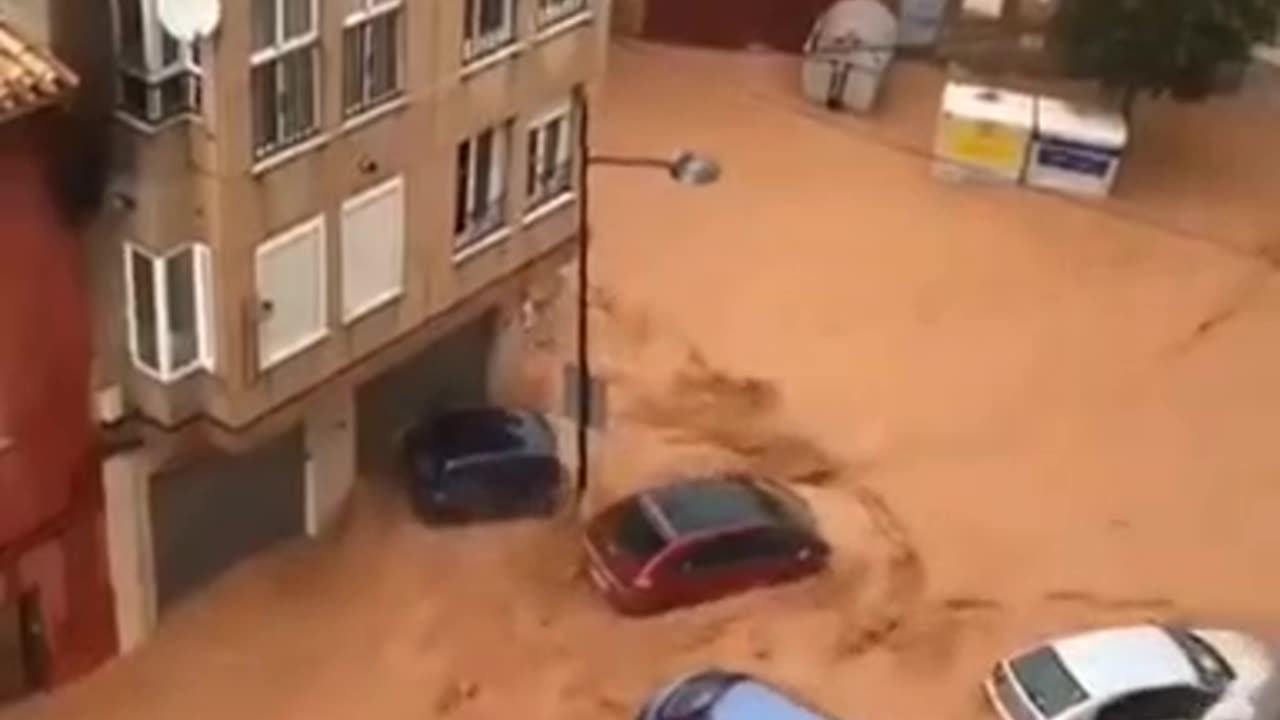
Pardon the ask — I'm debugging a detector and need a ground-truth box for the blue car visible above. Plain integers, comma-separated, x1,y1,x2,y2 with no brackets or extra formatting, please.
399,407,565,524
639,670,832,720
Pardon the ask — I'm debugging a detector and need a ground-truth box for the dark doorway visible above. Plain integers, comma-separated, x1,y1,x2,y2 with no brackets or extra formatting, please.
0,592,48,706
643,0,832,53
149,429,306,614
356,311,497,475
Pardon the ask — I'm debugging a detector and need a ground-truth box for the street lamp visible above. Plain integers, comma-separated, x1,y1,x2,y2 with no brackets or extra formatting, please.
573,99,720,506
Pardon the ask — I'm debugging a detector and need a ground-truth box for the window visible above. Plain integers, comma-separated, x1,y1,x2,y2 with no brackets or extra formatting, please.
343,0,404,117
612,502,669,559
681,533,761,572
124,243,216,380
454,121,511,253
255,216,328,369
526,100,575,211
340,176,405,321
111,0,202,125
1007,647,1089,718
1166,628,1236,690
536,0,588,28
462,0,517,62
1096,688,1215,720
251,0,321,159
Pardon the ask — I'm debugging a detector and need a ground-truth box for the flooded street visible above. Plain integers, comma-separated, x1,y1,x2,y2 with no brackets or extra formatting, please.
9,42,1280,720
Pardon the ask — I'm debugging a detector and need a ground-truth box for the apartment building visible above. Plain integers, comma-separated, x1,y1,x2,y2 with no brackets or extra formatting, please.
88,0,607,650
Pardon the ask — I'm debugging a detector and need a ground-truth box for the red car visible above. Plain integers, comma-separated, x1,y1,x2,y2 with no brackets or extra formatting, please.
583,473,830,616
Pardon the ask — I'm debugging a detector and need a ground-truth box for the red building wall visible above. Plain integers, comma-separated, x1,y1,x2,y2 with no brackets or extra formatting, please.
0,110,115,692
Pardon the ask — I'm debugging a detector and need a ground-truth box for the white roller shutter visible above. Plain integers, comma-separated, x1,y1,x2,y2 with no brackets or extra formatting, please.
340,176,406,322
256,216,328,369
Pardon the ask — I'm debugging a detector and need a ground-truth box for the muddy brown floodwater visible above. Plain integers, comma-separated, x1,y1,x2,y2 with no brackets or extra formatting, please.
9,42,1280,720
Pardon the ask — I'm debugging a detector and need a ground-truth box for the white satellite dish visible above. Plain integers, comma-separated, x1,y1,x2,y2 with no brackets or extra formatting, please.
156,0,223,42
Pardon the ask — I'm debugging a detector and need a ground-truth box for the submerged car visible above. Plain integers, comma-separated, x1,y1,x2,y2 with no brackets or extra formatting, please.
986,624,1277,720
399,407,564,524
583,473,829,616
638,670,834,720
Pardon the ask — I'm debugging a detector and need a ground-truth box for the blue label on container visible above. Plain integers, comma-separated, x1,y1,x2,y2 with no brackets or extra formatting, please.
1037,143,1112,178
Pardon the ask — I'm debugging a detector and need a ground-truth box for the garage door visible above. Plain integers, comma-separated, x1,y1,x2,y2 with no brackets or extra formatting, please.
643,0,832,53
149,429,305,613
356,311,497,473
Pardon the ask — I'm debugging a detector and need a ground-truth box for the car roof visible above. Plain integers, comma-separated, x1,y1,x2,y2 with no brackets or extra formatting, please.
1047,625,1201,699
644,475,790,539
424,408,554,463
711,679,829,720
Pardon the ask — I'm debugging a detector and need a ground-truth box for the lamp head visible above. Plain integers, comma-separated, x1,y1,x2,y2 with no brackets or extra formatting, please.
668,151,721,186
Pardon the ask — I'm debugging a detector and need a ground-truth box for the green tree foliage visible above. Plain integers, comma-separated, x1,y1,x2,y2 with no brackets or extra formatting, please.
1051,0,1280,114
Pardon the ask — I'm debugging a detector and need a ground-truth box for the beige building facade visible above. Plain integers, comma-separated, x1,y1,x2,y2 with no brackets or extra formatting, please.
83,0,606,649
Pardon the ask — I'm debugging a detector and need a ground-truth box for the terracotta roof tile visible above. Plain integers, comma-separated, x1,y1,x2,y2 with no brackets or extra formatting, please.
0,19,77,123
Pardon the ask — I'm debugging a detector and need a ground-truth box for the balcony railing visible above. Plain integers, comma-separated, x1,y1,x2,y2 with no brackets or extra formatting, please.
537,0,588,27
463,24,517,63
118,67,202,126
456,193,508,251
528,161,573,209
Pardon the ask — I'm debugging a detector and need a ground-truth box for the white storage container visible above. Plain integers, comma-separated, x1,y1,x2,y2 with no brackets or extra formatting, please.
933,82,1035,184
1026,97,1128,197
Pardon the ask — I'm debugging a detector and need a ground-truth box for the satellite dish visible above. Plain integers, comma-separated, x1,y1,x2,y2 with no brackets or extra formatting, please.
156,0,222,42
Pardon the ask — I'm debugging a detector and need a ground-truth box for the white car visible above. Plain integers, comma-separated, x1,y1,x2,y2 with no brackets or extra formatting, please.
986,625,1277,720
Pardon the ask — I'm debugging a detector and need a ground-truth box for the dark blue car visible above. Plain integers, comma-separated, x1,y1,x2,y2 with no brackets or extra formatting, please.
399,407,565,524
639,671,833,720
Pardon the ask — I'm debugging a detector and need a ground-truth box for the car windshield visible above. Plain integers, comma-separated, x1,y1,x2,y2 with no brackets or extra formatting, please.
1166,628,1236,690
1008,646,1090,718
658,674,739,720
650,477,806,537
710,681,829,720
612,502,669,559
431,410,529,461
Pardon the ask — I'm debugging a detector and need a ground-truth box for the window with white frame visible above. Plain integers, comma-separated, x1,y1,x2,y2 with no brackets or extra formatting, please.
526,100,575,211
462,0,517,62
251,0,321,159
111,0,202,125
340,176,406,321
343,0,405,117
124,243,216,380
255,216,328,369
454,122,511,254
536,0,589,28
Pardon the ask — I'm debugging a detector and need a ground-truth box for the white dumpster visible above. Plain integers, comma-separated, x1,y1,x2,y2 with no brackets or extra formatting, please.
801,0,898,113
1025,96,1129,198
933,82,1035,184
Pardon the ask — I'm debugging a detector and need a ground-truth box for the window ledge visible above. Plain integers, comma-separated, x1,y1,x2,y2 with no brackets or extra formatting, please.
535,10,594,43
129,359,203,385
114,110,203,136
259,330,330,373
251,133,331,177
341,95,411,135
522,192,576,225
342,288,404,325
452,227,513,264
460,42,524,80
